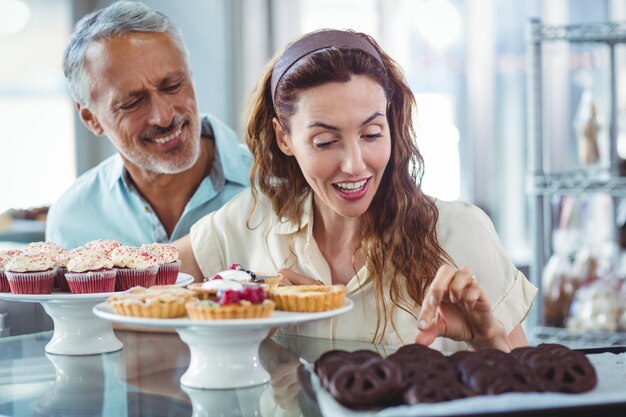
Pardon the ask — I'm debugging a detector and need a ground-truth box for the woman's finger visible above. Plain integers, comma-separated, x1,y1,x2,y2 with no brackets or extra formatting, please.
448,267,474,303
277,268,322,286
417,264,456,326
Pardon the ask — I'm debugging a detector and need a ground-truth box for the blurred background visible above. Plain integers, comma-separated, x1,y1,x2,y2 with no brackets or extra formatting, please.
1,0,626,341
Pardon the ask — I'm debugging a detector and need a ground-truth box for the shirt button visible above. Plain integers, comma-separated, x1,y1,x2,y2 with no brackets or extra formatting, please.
144,206,151,213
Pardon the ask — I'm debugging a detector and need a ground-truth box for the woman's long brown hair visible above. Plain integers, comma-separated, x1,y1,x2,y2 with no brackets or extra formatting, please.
245,31,451,342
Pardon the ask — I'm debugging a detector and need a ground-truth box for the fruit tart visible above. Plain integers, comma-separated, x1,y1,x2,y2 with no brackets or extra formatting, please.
185,284,275,320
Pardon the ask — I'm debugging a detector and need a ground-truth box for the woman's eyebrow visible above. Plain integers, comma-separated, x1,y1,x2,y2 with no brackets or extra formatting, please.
307,111,385,130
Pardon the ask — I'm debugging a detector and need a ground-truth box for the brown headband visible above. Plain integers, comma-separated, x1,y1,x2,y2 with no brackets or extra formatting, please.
270,29,385,104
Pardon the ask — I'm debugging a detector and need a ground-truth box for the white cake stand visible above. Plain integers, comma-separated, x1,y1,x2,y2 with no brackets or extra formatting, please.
93,299,353,389
0,273,194,356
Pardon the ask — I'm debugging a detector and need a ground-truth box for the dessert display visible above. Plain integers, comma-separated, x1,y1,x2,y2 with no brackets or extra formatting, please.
110,246,159,291
4,252,56,294
64,250,116,294
107,286,196,318
140,243,180,285
186,283,275,320
0,249,21,292
314,343,598,409
270,284,345,312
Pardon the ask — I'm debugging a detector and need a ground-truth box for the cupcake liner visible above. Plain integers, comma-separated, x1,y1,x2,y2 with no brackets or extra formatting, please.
155,260,180,285
65,269,117,294
0,271,10,292
55,266,71,292
115,265,158,291
6,269,56,294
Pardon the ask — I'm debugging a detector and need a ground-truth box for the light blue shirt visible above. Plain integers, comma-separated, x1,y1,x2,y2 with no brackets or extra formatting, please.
46,114,251,249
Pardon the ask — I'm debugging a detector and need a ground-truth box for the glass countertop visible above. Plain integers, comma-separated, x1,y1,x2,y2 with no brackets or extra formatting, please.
0,329,397,417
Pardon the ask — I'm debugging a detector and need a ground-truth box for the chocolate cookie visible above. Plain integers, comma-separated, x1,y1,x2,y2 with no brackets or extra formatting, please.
329,357,404,408
315,349,381,389
389,344,456,384
512,343,597,393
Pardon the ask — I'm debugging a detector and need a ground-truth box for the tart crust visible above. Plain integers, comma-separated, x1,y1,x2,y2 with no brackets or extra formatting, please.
269,284,345,312
107,285,196,318
185,299,275,320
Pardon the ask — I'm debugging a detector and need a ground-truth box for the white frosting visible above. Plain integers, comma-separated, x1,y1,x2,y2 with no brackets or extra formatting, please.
0,249,21,271
201,279,244,291
66,250,114,273
4,253,54,272
140,243,179,264
110,246,158,269
84,239,123,256
25,241,67,261
212,270,252,282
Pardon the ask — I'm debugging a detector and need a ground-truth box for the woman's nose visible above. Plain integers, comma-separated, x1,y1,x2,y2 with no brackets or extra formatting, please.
340,140,367,174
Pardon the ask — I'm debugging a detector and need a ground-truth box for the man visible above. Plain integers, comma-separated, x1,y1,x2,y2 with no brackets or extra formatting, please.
46,1,250,248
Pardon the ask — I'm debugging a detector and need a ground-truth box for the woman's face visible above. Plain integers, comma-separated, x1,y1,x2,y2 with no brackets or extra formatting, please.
275,75,391,220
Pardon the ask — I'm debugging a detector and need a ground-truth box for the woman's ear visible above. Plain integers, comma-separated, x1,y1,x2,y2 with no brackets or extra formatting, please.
273,117,294,156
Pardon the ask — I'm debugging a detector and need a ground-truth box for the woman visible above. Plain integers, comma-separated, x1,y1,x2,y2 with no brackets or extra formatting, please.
175,29,536,351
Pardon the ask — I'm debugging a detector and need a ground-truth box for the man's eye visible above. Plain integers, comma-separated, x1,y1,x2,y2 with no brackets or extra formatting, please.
120,98,142,110
163,83,182,93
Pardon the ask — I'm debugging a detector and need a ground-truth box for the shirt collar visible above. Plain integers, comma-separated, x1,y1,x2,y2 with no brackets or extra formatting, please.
202,114,249,186
107,114,248,191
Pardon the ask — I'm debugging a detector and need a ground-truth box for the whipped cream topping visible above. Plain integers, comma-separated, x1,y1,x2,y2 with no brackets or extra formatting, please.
84,239,123,256
212,270,253,282
110,246,158,269
54,247,89,268
66,250,114,273
4,253,54,272
140,243,179,264
201,279,244,291
0,249,22,271
25,241,67,261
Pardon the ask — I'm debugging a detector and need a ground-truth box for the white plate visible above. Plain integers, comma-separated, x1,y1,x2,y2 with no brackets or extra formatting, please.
92,298,353,329
94,299,353,389
0,272,194,303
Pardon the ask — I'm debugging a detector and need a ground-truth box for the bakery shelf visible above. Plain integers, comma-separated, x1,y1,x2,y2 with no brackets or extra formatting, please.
529,326,626,349
533,21,626,43
527,171,626,196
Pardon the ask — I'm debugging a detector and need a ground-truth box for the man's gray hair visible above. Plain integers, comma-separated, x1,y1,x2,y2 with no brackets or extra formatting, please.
63,1,189,106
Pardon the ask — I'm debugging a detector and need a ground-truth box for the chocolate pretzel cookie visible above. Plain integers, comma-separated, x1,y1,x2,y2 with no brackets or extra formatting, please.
511,343,597,393
329,357,404,408
315,349,381,389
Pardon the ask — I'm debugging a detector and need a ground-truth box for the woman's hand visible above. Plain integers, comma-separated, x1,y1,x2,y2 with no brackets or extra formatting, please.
277,268,325,286
415,265,512,352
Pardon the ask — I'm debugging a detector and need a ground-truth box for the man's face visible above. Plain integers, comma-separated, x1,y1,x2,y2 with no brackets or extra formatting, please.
79,32,201,175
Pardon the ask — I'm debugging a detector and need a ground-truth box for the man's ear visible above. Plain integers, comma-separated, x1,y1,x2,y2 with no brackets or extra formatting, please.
273,117,293,156
77,103,104,136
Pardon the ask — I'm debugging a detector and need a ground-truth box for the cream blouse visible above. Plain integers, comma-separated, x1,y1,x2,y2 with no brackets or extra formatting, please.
190,189,537,351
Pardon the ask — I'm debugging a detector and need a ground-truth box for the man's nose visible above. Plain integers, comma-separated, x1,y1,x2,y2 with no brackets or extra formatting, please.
341,140,367,174
148,93,175,127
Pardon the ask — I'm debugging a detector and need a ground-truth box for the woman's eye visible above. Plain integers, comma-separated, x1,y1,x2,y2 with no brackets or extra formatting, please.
313,141,335,150
363,133,382,140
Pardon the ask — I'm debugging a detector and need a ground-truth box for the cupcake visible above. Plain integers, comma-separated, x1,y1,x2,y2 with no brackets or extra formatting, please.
110,246,159,291
0,249,22,292
64,250,116,294
83,239,123,257
4,252,56,294
140,243,180,285
25,241,68,291
269,284,346,312
107,286,196,318
185,283,275,320
52,247,85,292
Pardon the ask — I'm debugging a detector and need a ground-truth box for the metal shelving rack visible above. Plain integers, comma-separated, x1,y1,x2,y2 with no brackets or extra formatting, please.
526,18,626,347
